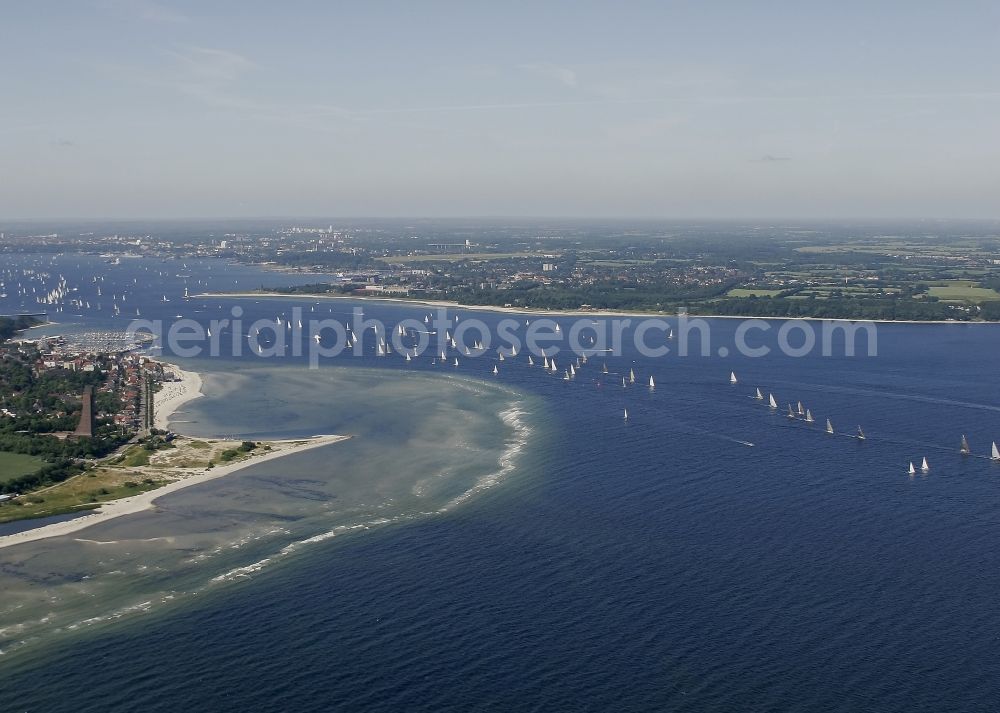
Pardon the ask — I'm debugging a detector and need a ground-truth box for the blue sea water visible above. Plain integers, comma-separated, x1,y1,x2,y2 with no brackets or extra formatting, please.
2,254,1000,711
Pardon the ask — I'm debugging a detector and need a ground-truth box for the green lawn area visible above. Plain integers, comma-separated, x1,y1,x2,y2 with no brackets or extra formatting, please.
0,451,46,483
726,288,784,297
926,280,1000,302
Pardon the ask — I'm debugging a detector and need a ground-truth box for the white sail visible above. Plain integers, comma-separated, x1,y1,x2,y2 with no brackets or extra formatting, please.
629,368,636,384
454,358,459,366
499,352,505,361
649,375,655,388
551,360,558,373
826,419,834,434
768,393,778,409
908,462,916,475
755,387,764,400
405,353,411,362
729,371,738,384
493,365,498,375
602,363,608,374
992,442,1000,461
797,401,804,415
921,457,930,472
528,356,534,366
544,357,550,369
805,409,814,423
623,407,628,420
856,426,865,440
961,435,970,455
787,404,796,418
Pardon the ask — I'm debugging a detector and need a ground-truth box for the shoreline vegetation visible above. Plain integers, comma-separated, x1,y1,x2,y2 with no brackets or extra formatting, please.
0,359,350,549
198,291,1000,325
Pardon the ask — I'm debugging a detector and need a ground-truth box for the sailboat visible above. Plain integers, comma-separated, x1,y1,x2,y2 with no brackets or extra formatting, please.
804,409,814,423
729,371,738,384
629,368,636,384
493,365,499,375
543,357,550,370
755,387,764,400
405,353,411,362
623,407,629,420
768,393,778,409
622,376,627,388
797,401,805,416
787,404,796,419
908,462,916,475
992,442,1000,461
826,419,834,434
648,375,655,388
856,426,865,441
499,352,505,361
563,370,570,381
921,457,930,473
528,356,534,366
453,358,459,367
550,360,557,373
602,363,609,374
960,435,971,455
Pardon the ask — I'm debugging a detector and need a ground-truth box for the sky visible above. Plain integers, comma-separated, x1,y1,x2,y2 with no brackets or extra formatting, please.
2,0,999,220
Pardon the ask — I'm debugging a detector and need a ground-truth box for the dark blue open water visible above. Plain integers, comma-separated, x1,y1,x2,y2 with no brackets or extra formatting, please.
2,255,1000,711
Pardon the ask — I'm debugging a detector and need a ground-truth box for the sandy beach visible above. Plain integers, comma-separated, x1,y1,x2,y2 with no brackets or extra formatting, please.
198,291,998,325
153,360,204,430
0,433,351,550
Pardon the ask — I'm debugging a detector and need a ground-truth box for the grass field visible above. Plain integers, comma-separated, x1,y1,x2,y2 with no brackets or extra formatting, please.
0,451,45,483
926,280,1000,302
726,288,784,297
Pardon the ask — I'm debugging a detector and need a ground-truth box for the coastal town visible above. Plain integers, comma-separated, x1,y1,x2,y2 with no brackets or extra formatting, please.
4,220,1000,321
0,316,350,536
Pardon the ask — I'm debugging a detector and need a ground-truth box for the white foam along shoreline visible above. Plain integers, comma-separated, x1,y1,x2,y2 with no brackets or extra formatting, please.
0,433,351,551
152,360,203,431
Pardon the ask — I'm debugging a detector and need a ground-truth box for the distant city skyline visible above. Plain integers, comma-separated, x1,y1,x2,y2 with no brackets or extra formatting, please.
3,1,1000,220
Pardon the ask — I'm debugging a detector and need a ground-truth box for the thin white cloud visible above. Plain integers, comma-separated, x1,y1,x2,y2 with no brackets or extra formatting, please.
167,46,255,83
518,63,578,87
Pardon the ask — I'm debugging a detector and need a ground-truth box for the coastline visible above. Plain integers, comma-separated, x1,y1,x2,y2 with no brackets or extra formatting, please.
197,291,999,325
152,360,204,430
0,433,351,551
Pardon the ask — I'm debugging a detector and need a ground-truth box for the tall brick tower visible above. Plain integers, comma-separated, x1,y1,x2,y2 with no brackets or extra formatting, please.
74,385,96,438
